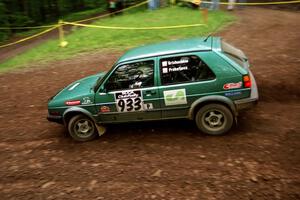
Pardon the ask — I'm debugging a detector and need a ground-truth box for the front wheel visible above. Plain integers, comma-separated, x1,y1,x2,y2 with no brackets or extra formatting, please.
195,104,233,135
68,114,98,142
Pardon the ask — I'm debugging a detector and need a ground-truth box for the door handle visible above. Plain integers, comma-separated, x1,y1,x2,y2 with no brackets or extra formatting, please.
145,90,156,96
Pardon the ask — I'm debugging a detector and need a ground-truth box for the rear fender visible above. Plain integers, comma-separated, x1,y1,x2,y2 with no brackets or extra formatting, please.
188,95,237,120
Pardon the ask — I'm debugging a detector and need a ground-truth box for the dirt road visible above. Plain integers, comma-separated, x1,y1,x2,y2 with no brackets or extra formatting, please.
0,8,299,200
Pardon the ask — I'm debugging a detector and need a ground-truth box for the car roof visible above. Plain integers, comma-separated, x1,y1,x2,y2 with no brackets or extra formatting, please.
117,37,218,63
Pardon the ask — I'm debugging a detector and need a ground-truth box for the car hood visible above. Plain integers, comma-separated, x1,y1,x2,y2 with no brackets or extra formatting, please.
50,72,107,104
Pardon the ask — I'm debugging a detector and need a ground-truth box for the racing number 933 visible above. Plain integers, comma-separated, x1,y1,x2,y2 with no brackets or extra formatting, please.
115,90,144,112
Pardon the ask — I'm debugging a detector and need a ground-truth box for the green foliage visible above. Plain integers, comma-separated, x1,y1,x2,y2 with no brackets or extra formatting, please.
0,2,10,41
8,13,33,27
0,7,235,72
0,0,108,41
62,6,107,22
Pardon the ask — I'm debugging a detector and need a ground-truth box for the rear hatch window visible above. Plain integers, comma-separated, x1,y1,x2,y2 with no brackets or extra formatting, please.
221,40,249,69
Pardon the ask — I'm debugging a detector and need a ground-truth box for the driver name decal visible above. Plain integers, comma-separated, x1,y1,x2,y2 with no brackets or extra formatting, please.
162,58,189,74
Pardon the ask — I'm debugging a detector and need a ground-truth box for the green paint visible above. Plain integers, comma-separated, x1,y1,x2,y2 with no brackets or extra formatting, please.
47,37,256,132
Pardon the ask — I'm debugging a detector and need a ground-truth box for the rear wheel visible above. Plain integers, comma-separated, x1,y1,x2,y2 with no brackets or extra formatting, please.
195,104,233,135
68,114,98,142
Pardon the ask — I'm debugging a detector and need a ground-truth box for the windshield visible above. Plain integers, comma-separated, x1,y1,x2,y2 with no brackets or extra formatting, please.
221,40,248,68
94,62,120,92
93,70,110,92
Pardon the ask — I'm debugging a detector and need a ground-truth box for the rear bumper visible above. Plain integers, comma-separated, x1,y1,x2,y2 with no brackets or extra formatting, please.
234,70,259,111
47,115,63,124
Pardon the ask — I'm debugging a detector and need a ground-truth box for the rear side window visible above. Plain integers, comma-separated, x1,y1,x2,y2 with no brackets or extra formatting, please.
160,55,215,85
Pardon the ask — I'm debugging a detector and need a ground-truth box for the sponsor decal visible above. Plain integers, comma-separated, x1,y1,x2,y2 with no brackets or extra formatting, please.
100,106,110,113
225,91,242,97
115,90,144,112
163,89,187,106
223,82,242,90
143,103,153,110
81,97,92,105
68,82,80,91
116,90,140,99
65,100,81,106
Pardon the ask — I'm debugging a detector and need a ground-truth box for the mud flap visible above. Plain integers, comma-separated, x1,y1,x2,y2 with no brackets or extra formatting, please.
95,124,107,136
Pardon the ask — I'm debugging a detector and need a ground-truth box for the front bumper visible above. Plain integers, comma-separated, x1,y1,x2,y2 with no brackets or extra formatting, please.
234,70,259,111
47,114,63,124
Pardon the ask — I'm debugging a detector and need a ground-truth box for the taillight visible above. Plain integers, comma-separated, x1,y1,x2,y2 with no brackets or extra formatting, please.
65,100,81,106
243,75,251,88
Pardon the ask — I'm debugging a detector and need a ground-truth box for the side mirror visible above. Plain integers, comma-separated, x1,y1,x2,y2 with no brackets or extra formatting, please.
99,86,107,95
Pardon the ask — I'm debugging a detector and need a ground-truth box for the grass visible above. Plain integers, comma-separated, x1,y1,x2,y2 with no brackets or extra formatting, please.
0,6,235,72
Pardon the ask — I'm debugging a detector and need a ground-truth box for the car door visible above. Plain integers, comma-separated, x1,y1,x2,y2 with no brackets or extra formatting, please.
94,58,161,123
158,53,216,119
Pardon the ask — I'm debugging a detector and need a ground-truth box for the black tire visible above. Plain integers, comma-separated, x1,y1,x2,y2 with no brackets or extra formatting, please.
68,114,98,142
195,104,233,135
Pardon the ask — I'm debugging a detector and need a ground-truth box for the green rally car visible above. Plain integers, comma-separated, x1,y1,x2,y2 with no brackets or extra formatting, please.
47,37,258,142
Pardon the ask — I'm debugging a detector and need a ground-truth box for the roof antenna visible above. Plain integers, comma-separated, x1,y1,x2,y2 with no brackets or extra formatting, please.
203,34,212,42
203,19,224,42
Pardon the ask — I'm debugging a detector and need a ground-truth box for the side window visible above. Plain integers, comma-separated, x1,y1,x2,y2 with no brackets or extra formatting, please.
160,55,215,85
105,60,154,91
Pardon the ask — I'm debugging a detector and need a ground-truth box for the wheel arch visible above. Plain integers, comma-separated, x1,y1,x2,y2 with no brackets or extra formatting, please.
188,95,237,120
63,107,95,126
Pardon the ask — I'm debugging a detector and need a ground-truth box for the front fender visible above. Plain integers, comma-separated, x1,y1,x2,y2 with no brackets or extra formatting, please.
62,106,95,125
188,95,237,120
62,107,106,137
